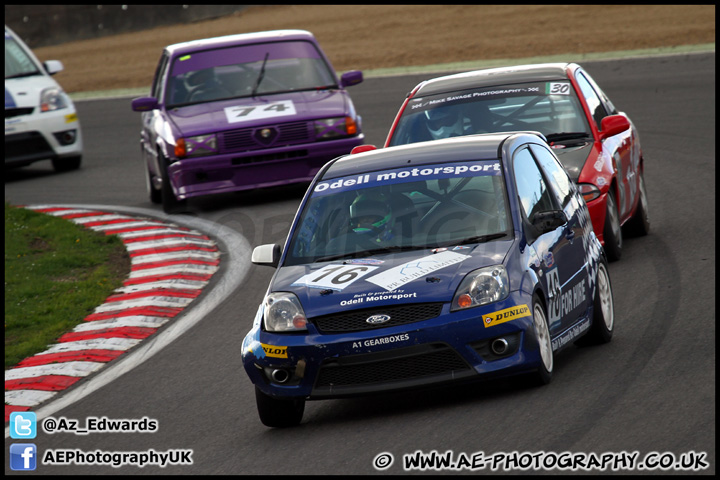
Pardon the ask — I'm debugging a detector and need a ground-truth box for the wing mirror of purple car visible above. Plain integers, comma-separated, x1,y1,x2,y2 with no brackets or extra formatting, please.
340,70,363,88
131,97,159,112
599,114,631,140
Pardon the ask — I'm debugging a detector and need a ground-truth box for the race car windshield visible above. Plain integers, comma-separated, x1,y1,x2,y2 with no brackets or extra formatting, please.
166,40,338,106
388,81,591,146
285,160,511,266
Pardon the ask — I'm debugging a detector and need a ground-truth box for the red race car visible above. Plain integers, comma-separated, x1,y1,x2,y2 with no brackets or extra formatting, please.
383,63,650,261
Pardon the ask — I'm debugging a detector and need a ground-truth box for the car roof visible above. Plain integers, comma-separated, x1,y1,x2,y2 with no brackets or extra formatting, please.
165,29,317,56
413,63,575,97
323,132,543,179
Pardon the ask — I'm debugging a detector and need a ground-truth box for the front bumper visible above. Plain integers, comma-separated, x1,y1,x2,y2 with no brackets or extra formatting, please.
242,292,544,400
5,109,83,168
167,135,364,200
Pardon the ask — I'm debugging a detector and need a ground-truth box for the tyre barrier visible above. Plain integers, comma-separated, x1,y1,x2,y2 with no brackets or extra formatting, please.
5,206,220,422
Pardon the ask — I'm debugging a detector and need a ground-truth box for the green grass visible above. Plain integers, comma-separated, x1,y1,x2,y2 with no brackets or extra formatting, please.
4,203,130,369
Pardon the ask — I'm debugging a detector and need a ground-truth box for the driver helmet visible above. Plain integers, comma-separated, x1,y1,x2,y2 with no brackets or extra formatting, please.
349,194,393,241
425,107,464,140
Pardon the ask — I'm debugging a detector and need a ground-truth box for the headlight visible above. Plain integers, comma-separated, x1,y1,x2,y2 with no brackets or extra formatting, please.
314,116,357,139
263,292,308,332
578,183,601,203
451,265,509,311
40,87,68,112
175,134,218,158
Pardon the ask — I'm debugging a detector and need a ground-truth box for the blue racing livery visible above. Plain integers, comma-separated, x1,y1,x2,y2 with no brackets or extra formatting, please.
311,160,501,197
242,132,614,427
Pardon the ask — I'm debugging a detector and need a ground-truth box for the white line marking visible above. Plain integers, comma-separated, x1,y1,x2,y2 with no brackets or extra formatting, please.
41,338,142,354
5,390,57,407
72,316,170,332
5,361,105,380
93,297,194,313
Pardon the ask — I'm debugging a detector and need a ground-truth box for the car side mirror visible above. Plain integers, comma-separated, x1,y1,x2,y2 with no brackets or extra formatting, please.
252,244,282,268
599,114,630,140
131,97,159,112
340,70,363,88
532,210,566,233
43,60,64,76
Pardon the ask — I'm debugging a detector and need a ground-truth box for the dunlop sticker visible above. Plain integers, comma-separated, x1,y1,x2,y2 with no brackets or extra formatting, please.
483,304,531,328
261,343,288,358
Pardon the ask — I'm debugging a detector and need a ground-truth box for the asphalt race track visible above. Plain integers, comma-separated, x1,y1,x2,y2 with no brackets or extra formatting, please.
4,53,715,474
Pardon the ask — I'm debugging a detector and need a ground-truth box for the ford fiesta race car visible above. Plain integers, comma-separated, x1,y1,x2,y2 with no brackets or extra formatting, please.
131,29,365,213
5,25,83,172
242,132,615,427
384,63,650,261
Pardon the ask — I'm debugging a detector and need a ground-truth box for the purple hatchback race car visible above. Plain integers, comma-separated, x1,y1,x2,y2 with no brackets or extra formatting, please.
131,29,365,212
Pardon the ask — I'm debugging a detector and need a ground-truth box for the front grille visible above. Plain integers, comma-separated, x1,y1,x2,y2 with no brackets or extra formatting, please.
230,149,308,166
315,343,470,389
5,131,54,163
312,303,443,333
221,121,312,151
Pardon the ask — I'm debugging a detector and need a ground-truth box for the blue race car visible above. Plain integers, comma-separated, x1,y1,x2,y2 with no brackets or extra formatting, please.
243,132,614,427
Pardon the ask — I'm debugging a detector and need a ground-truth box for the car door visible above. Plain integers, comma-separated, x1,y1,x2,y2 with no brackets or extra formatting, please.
143,52,171,175
511,145,589,337
574,69,635,218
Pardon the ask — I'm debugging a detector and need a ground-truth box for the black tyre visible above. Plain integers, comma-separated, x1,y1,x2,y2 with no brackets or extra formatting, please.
529,293,553,386
577,260,614,346
146,164,162,204
603,188,622,262
159,155,187,214
255,386,305,428
52,155,82,172
623,172,650,237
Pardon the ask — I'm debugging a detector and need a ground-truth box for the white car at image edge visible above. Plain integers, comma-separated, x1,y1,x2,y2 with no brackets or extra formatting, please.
5,25,83,171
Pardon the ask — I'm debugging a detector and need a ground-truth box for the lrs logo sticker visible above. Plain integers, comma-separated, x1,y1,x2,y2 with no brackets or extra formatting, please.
366,251,469,291
224,100,296,124
483,304,531,328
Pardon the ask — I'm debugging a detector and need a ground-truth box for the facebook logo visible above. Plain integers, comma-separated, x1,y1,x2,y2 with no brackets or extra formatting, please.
10,412,37,439
10,443,37,471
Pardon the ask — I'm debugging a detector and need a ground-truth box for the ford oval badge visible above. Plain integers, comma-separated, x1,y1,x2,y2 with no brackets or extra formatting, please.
366,314,391,325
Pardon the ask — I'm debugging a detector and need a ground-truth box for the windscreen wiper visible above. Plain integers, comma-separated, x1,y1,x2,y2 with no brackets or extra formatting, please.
251,52,270,98
430,232,508,249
